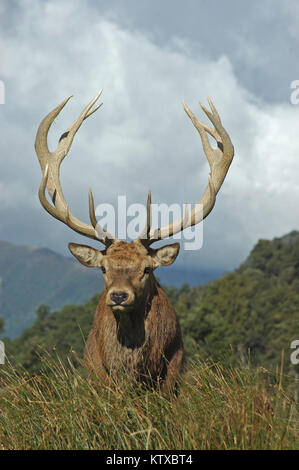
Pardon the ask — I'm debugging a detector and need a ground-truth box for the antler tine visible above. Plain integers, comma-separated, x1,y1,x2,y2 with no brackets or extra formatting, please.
35,95,72,173
199,98,234,168
57,89,103,160
88,188,114,244
139,98,234,245
35,90,116,246
138,191,152,241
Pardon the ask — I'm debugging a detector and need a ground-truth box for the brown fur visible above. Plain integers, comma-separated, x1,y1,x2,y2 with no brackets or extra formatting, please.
70,240,185,392
84,279,184,391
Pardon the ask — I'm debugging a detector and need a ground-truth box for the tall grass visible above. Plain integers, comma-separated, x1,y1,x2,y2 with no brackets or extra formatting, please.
0,353,298,450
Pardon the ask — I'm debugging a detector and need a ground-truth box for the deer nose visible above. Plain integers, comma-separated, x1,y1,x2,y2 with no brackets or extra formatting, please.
110,292,129,305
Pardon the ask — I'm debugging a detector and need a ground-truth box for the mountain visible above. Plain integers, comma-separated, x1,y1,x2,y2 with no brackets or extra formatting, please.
173,230,299,371
0,241,104,338
240,230,299,281
155,265,222,287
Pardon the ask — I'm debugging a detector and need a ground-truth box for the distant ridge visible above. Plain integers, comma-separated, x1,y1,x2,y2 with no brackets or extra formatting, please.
0,240,103,338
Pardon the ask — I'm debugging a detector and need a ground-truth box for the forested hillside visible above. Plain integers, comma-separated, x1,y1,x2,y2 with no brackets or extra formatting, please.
3,231,299,378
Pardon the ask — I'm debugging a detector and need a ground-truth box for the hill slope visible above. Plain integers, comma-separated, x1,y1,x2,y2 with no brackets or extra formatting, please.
0,241,103,338
174,230,299,371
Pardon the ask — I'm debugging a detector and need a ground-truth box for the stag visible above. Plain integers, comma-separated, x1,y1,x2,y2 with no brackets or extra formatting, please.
35,89,234,391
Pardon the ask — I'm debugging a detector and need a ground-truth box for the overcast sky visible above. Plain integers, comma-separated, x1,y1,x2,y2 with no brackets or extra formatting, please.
0,0,299,275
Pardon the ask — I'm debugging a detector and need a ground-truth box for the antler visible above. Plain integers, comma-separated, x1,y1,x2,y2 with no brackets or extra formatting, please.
139,98,234,244
35,90,116,246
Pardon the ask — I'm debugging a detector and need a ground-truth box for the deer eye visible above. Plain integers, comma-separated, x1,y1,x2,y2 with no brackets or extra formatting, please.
144,266,151,274
101,266,106,274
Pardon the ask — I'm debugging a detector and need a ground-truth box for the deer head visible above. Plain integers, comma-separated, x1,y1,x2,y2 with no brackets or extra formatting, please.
35,89,234,314
67,240,179,313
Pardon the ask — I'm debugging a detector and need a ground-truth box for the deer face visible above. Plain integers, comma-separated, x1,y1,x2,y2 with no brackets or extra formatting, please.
69,240,180,312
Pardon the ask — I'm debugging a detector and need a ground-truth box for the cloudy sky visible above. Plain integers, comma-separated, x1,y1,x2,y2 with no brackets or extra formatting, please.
0,0,299,278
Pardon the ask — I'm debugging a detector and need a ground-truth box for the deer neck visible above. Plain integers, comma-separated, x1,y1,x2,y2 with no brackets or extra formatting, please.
111,274,158,348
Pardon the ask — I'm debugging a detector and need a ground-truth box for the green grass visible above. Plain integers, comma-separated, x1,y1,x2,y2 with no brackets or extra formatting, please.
0,354,298,450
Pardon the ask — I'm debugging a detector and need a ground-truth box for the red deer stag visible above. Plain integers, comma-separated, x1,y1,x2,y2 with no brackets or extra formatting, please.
35,89,234,391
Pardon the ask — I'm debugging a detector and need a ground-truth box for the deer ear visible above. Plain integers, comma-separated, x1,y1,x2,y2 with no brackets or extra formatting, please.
68,243,104,267
150,243,180,268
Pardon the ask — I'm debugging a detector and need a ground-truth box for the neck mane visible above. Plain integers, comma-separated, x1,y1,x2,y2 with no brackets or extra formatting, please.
112,274,161,348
